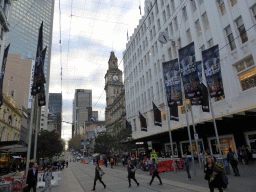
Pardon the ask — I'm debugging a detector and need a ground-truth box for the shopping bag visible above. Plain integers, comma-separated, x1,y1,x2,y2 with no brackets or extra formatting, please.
100,170,105,177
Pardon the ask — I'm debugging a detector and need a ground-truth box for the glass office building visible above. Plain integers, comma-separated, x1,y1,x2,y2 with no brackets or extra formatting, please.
7,0,55,131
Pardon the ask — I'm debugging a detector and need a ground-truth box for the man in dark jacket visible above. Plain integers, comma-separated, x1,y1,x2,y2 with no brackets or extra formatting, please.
127,160,139,187
91,162,106,191
227,148,240,176
149,158,162,185
26,163,38,192
184,153,192,180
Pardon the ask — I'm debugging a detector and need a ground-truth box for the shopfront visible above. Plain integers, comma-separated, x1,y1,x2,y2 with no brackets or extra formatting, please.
164,143,178,157
245,131,256,158
180,139,205,158
208,134,237,157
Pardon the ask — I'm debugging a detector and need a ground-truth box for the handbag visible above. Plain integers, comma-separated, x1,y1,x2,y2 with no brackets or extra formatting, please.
100,170,105,177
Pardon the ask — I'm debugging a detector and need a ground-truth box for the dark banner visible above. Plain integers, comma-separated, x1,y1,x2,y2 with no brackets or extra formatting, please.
31,22,43,96
162,59,182,106
38,47,47,106
190,61,203,105
139,112,147,132
201,83,210,112
178,42,201,99
169,101,179,121
202,45,224,98
81,140,84,150
0,44,10,107
126,120,132,137
153,102,162,127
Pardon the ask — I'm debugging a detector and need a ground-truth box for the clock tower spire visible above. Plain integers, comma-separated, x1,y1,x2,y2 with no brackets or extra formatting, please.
108,51,118,69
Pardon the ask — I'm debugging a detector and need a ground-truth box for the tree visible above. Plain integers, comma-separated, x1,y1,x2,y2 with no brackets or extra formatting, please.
94,132,115,155
31,130,63,163
68,134,83,151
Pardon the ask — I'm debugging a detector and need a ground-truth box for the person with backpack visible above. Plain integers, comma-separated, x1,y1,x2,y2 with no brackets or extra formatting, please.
149,158,163,185
42,166,53,192
91,162,106,191
127,160,139,187
227,148,240,176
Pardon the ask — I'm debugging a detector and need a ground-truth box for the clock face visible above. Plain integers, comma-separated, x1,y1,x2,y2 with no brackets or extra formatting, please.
112,75,119,82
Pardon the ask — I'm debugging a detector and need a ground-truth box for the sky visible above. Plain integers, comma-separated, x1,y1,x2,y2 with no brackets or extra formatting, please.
49,0,145,141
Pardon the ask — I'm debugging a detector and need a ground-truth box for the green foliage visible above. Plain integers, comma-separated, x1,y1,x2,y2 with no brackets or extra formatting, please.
94,132,115,154
68,134,84,151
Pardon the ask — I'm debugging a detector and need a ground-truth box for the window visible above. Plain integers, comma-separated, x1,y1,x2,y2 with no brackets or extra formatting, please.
133,119,136,131
171,0,175,12
202,12,210,30
235,56,256,91
182,6,188,21
169,22,173,36
230,0,237,7
218,0,226,15
195,19,202,36
225,25,236,51
167,5,171,18
199,0,204,5
174,17,178,31
191,0,197,12
200,45,205,51
168,48,172,59
208,38,214,48
163,10,166,23
157,19,161,31
178,38,182,48
236,17,248,43
186,29,192,43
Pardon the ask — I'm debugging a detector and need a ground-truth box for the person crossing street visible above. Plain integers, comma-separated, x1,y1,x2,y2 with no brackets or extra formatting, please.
127,160,139,188
149,158,163,185
91,162,106,191
42,166,53,192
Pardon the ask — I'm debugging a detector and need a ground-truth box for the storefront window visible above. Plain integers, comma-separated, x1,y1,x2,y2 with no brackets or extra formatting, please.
165,143,178,156
210,137,235,155
181,141,204,156
248,134,256,153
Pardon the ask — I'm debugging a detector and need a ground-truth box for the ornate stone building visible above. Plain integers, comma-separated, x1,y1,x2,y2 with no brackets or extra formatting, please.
104,52,126,134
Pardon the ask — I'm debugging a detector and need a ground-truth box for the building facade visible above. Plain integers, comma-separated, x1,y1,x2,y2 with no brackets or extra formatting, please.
74,89,92,135
7,0,55,131
92,111,98,121
0,94,22,142
48,93,62,136
0,0,13,68
123,0,256,158
104,52,126,134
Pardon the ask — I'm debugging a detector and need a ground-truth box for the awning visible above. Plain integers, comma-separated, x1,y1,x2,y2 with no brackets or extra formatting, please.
0,141,28,153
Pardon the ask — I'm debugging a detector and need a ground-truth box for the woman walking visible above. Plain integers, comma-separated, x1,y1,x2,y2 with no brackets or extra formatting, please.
91,162,106,191
204,156,224,192
127,160,139,188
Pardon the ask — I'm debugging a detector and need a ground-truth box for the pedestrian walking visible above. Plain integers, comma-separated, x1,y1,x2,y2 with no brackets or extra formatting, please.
26,163,38,192
42,166,53,192
110,157,114,169
66,160,68,168
227,148,240,176
127,160,139,187
204,156,224,192
149,158,162,185
91,162,106,191
133,156,137,168
184,154,191,180
122,157,126,167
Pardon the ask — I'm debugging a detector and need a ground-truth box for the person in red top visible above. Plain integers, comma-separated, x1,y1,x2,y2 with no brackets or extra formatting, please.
110,157,114,169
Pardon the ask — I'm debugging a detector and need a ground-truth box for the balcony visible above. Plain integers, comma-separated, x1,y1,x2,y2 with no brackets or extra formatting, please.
0,5,10,32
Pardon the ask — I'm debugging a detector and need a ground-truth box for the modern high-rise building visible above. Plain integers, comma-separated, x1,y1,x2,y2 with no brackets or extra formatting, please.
74,89,92,135
7,0,55,131
48,93,62,136
92,111,98,121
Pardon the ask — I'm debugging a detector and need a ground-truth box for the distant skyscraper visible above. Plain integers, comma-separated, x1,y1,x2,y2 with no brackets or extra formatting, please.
48,93,62,136
7,0,55,131
74,89,92,135
92,111,98,121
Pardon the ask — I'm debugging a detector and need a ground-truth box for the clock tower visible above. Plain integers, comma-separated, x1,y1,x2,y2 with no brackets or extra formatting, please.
104,51,123,106
104,51,125,133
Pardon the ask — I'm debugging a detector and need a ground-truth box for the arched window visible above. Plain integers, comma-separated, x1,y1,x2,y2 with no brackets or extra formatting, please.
8,115,12,125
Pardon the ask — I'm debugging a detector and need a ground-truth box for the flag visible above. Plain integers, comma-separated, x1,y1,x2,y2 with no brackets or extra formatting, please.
126,120,132,137
38,47,47,106
31,22,43,96
139,5,141,15
178,42,201,99
153,102,162,127
169,101,179,121
0,44,10,107
139,112,147,132
202,45,224,98
201,83,210,112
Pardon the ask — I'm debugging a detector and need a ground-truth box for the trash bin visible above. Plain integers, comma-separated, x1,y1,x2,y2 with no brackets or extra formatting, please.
216,157,230,174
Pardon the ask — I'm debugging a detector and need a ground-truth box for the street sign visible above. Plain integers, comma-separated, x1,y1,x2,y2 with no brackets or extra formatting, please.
194,133,199,140
158,31,169,44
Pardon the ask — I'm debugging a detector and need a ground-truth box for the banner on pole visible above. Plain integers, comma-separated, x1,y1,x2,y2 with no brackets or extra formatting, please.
153,102,162,127
126,120,132,137
202,45,224,98
201,83,210,112
162,59,182,106
178,42,201,99
0,44,10,107
147,141,152,150
31,22,44,96
139,112,147,132
169,101,179,121
38,47,47,106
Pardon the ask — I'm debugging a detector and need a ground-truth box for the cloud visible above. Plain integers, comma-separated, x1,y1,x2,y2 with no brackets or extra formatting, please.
50,0,143,140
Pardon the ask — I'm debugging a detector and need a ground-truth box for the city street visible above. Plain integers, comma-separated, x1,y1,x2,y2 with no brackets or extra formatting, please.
37,152,256,192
